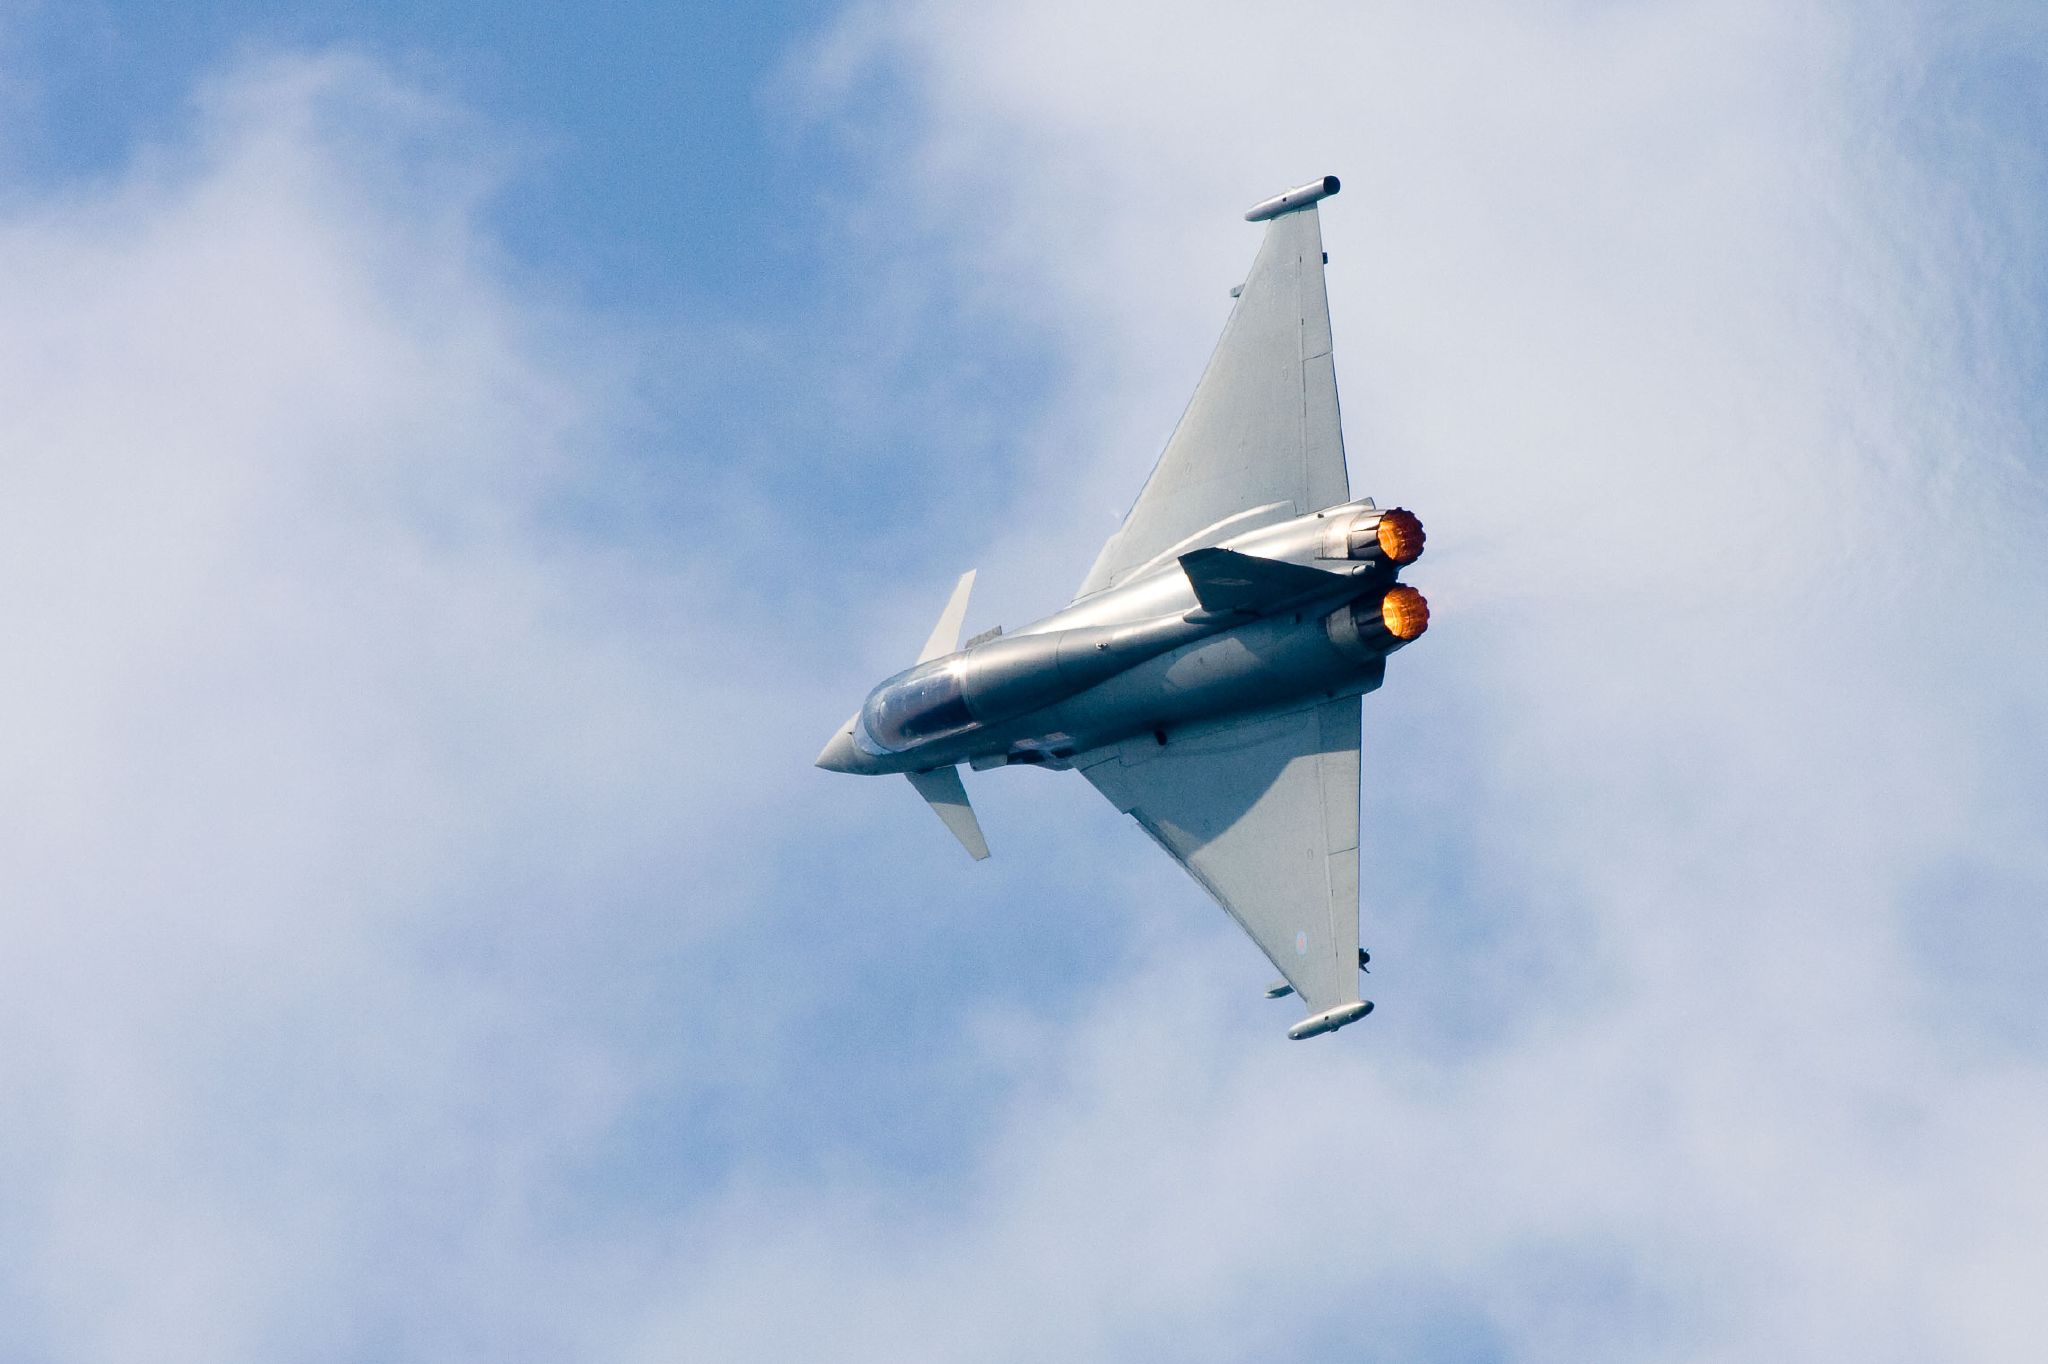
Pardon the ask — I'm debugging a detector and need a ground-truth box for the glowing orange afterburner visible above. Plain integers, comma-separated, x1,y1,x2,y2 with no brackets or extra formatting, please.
1376,508,1426,564
1380,584,1430,641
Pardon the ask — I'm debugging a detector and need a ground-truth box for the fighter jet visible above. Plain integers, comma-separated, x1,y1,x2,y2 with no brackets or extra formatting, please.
817,176,1427,1040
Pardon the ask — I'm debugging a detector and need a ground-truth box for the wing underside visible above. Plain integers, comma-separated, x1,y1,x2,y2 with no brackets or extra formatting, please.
1076,203,1350,599
1078,698,1363,1018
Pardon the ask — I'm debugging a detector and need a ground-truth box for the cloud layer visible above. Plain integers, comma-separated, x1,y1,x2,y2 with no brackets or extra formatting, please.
2,6,2045,1362
0,53,800,1362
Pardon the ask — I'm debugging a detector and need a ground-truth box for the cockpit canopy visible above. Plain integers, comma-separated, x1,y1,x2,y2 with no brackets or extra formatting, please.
853,660,976,755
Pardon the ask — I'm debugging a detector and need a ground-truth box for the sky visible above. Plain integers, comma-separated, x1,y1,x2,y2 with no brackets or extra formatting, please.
0,2,2045,1361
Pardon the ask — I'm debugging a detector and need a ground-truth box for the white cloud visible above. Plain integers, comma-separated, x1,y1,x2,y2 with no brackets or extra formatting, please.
5,10,2045,1361
0,51,834,1363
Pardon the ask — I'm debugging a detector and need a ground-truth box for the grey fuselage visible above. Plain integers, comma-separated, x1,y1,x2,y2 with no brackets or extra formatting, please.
819,500,1421,777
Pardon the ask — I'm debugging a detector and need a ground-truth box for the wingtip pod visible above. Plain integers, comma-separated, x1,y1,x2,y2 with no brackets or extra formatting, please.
1287,999,1373,1040
1245,175,1340,222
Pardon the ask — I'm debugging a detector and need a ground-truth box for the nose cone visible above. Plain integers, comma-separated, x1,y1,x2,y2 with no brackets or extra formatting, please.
815,714,864,773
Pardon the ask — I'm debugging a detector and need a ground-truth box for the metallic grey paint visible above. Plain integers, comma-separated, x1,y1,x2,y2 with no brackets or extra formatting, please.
818,179,1426,1039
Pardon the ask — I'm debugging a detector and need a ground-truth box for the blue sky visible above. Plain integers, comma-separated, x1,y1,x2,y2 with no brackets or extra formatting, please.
4,3,831,306
1,3,2045,1361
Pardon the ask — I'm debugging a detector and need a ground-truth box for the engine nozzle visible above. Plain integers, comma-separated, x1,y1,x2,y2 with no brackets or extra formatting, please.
1328,584,1431,660
1379,584,1429,641
1374,508,1426,565
1340,507,1426,566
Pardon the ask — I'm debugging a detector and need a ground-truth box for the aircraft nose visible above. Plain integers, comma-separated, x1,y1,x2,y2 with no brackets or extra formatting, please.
815,715,863,773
